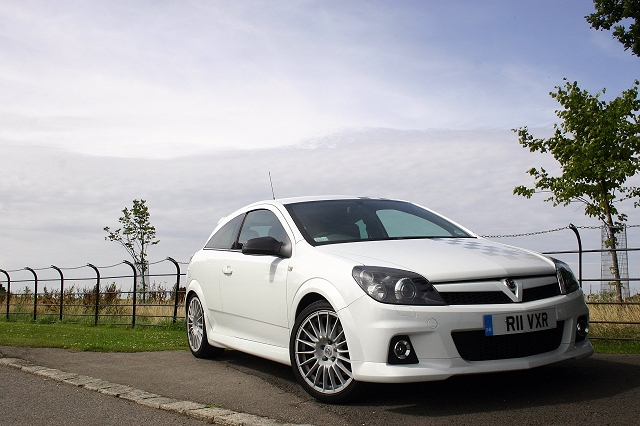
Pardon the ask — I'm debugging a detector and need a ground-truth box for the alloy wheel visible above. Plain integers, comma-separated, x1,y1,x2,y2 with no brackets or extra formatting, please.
293,309,353,394
187,296,204,352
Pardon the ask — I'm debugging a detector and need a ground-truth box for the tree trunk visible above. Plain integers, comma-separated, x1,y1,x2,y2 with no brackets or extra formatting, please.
137,262,148,303
604,217,624,302
600,180,624,302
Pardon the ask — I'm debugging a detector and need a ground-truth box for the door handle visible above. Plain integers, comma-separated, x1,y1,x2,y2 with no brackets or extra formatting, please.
222,265,233,276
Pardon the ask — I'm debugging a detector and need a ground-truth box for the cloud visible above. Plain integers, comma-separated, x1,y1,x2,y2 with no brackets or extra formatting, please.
2,1,635,159
3,129,640,293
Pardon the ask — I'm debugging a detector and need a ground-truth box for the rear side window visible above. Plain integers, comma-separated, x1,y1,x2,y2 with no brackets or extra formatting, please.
237,209,289,249
205,214,243,249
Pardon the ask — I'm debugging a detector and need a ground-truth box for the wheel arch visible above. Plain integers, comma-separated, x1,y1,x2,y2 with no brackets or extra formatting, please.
185,279,204,310
295,292,328,320
184,279,215,341
290,278,346,322
289,278,365,363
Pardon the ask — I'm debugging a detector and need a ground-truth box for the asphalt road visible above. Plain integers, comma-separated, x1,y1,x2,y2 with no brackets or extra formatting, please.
0,366,207,426
2,346,640,425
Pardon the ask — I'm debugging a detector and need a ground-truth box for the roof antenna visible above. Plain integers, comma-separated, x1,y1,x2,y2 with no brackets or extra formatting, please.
269,172,276,200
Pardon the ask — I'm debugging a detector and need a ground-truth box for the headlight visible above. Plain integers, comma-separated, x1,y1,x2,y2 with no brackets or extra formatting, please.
553,259,580,294
352,266,446,305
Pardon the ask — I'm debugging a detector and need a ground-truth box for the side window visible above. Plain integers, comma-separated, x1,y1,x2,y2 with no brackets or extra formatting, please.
204,214,243,249
237,209,289,249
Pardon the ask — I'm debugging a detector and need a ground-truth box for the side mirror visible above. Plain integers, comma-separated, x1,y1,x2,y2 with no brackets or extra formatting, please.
242,236,289,257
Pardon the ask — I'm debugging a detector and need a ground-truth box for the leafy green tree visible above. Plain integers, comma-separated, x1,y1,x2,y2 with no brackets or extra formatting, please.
104,200,159,299
514,79,640,301
586,0,640,56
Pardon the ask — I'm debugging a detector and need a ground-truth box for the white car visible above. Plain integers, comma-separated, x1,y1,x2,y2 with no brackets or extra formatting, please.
185,196,592,403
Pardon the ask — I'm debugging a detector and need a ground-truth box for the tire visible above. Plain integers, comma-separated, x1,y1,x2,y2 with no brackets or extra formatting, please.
186,294,224,358
290,300,361,403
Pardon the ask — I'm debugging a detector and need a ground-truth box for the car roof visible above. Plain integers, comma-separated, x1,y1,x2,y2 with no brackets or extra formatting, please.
270,195,397,205
236,196,411,216
219,196,401,224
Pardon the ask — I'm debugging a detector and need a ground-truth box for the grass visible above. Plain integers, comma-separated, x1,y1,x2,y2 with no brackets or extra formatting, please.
1,316,638,355
586,293,640,354
1,289,639,354
0,285,190,353
0,320,189,352
591,339,640,354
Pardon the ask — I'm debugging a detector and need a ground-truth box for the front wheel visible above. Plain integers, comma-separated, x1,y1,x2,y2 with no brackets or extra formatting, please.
290,300,361,403
186,294,224,358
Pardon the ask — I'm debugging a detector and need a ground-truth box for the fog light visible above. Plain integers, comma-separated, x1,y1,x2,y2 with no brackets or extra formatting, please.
387,335,419,365
576,315,589,342
393,340,411,359
576,320,588,336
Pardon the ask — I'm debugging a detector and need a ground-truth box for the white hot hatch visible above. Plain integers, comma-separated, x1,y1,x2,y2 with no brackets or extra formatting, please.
185,196,593,403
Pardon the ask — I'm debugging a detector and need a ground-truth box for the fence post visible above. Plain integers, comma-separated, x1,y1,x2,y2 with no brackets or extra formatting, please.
123,260,137,328
568,224,583,288
87,264,100,325
51,266,64,321
0,269,9,320
166,257,181,323
24,267,38,321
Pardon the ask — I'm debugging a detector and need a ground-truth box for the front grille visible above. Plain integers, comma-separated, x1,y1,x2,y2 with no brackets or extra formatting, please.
522,283,561,302
451,320,565,361
440,292,512,305
439,283,561,305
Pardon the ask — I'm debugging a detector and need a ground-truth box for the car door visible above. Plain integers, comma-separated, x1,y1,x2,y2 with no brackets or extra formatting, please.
218,208,292,348
197,213,244,314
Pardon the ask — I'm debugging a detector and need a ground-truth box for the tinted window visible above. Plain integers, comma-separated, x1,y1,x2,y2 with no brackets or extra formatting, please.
204,214,243,249
285,199,471,245
237,209,289,249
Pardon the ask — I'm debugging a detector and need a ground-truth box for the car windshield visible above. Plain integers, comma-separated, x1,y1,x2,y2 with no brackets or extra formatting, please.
285,199,473,245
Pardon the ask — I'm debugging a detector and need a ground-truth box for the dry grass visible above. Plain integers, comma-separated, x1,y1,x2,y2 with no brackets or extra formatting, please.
586,294,640,340
0,282,185,325
3,283,639,344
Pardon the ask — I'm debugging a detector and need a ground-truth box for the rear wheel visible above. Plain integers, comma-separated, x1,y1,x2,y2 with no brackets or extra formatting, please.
290,300,360,403
186,294,224,358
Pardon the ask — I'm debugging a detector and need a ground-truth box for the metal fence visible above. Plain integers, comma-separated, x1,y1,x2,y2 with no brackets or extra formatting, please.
0,257,186,327
543,248,640,342
0,229,639,342
497,224,640,343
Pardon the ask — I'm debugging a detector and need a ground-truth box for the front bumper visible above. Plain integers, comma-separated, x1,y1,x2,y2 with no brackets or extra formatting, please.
341,290,593,383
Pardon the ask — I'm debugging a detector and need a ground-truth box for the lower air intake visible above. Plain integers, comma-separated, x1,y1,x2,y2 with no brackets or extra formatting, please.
451,321,565,361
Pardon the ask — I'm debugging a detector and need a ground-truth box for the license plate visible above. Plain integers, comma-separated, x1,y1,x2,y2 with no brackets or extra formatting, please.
484,309,557,336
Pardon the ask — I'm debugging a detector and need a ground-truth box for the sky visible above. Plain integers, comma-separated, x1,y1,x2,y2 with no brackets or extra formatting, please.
1,1,639,293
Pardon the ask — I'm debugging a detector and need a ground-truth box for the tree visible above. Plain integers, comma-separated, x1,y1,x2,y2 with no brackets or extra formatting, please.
586,0,640,56
104,200,159,299
514,79,640,301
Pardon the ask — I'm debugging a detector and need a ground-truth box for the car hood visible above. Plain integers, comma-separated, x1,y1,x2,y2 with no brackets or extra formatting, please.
316,238,555,282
